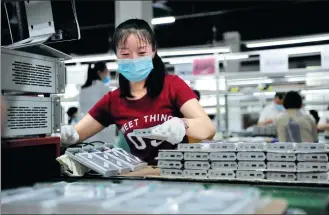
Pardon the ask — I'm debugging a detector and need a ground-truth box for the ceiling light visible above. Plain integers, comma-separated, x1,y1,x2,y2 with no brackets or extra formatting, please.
245,34,329,48
285,77,306,82
65,54,117,64
253,92,276,97
227,77,273,86
158,46,230,57
163,53,246,65
218,54,249,60
151,16,175,25
106,62,118,70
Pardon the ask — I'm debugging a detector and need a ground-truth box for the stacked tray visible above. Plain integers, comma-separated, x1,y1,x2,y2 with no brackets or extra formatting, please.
157,142,329,183
1,181,263,214
65,144,147,177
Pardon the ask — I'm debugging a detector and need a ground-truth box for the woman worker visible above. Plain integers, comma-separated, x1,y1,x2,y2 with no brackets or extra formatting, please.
78,62,115,144
61,19,216,165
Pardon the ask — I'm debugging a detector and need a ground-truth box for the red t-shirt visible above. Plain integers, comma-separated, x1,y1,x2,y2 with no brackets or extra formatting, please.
88,74,197,165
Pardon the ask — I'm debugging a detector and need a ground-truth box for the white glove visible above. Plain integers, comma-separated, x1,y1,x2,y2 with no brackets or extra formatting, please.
61,125,79,145
154,117,186,144
56,154,90,176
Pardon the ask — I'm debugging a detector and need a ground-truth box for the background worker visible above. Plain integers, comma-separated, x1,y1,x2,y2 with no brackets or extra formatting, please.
79,62,112,143
258,92,286,126
276,91,317,143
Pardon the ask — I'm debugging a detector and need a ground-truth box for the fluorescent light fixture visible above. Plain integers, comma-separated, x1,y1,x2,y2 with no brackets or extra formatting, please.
285,75,305,82
227,77,273,86
158,46,230,57
219,54,249,60
65,54,117,64
151,16,175,25
106,62,118,70
253,92,276,97
163,53,246,65
246,34,329,48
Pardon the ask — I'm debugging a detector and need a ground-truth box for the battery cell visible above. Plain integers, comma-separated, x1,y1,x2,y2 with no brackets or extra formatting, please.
157,160,183,169
267,153,296,161
184,152,209,161
295,143,329,153
266,172,296,181
236,142,266,152
183,169,208,179
157,151,184,160
177,143,211,152
266,142,295,152
160,168,184,177
297,172,329,182
296,153,328,162
238,161,266,170
184,161,210,170
297,162,329,172
236,152,266,161
209,142,237,151
207,170,235,179
211,162,238,170
209,152,236,161
236,171,265,180
267,162,297,172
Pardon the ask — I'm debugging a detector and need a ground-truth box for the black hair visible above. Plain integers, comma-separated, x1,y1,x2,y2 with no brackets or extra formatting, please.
309,110,320,124
193,90,201,101
275,92,286,100
67,107,78,125
112,19,166,99
81,62,107,89
283,91,302,109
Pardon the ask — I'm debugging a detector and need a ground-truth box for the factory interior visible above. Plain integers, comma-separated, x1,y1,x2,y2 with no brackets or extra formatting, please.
1,0,329,214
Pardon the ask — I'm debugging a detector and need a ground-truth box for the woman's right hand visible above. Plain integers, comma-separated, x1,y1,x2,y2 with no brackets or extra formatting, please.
61,125,80,144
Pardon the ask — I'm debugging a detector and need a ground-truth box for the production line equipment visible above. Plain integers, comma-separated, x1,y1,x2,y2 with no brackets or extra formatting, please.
1,0,80,189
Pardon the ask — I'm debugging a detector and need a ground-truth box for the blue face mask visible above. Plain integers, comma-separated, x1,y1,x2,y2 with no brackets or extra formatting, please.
275,104,285,112
103,75,110,84
117,56,154,82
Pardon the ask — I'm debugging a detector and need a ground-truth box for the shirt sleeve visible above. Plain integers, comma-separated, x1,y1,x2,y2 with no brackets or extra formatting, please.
258,107,268,123
88,92,114,127
169,75,198,109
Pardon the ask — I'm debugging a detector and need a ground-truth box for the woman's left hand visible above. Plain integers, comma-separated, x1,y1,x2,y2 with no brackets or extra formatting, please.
155,117,186,144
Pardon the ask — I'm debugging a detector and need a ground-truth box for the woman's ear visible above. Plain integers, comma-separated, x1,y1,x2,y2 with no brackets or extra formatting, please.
152,51,156,58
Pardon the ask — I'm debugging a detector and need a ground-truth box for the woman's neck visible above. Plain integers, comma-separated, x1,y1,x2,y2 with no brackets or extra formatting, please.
129,80,147,99
130,80,146,93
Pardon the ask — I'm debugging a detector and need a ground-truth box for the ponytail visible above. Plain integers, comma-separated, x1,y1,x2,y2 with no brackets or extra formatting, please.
146,53,166,98
81,62,107,89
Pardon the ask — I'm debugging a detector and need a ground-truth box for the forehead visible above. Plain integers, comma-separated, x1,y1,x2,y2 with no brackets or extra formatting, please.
117,32,152,49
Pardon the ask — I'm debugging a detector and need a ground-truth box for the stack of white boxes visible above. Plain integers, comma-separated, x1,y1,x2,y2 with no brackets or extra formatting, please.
158,142,329,183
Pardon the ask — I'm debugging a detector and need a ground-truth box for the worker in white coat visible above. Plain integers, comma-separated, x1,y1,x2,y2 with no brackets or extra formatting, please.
79,62,113,143
258,92,286,126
